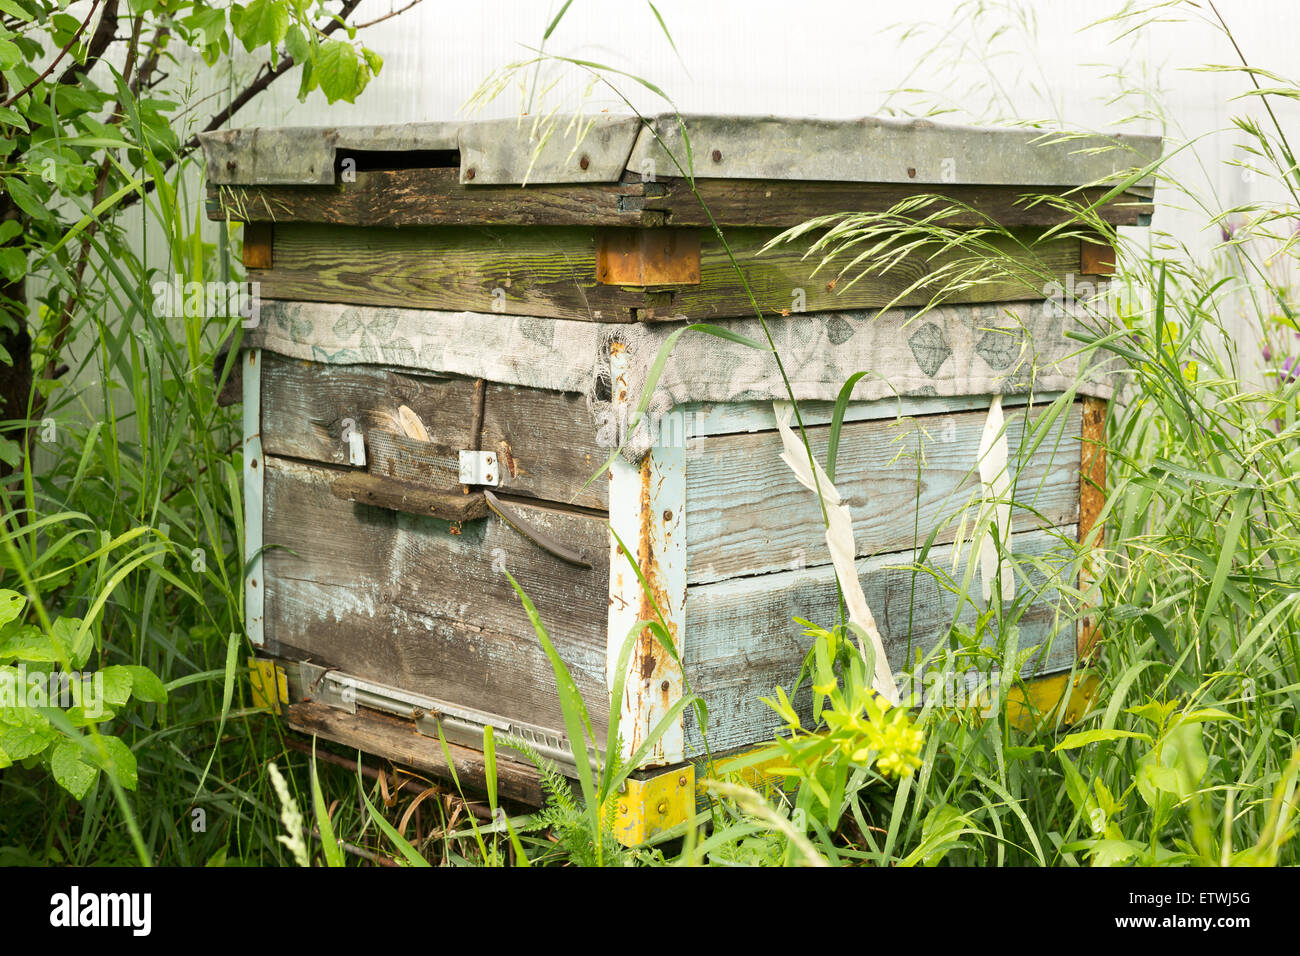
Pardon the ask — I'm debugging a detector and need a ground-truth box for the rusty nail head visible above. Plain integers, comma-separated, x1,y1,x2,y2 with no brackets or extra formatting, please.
662,509,672,522
907,167,917,178
711,149,722,163
466,167,476,180
661,680,670,692
579,154,590,170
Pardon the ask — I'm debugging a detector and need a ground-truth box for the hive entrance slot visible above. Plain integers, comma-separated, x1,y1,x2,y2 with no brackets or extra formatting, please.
334,148,461,176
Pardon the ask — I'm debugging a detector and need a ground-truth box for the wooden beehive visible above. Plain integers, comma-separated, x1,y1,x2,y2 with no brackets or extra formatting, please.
203,115,1158,833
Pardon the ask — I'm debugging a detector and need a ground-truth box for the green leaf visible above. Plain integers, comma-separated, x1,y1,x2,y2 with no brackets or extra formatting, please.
64,703,116,727
51,740,99,800
315,40,367,104
899,804,975,866
1200,488,1252,642
0,710,55,760
0,246,26,284
1088,838,1143,867
122,665,167,704
358,777,430,867
311,741,344,868
542,0,574,39
1126,699,1176,730
503,570,597,819
88,734,138,791
827,371,876,482
483,724,498,814
3,176,48,220
283,24,310,62
0,1,34,22
234,0,289,53
0,589,24,627
97,665,134,707
53,616,91,669
1004,744,1045,760
183,5,230,48
0,625,58,663
193,631,239,796
1138,722,1208,807
1053,728,1153,752
0,37,21,69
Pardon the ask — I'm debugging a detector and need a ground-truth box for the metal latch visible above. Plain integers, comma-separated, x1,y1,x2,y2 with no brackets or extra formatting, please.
459,449,500,486
296,663,582,770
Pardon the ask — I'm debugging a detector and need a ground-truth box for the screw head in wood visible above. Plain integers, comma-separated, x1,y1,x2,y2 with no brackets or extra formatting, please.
656,800,668,814
711,149,722,163
466,167,476,180
579,154,590,170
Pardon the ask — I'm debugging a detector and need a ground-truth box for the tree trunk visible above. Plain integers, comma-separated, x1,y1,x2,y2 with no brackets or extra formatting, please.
0,190,28,479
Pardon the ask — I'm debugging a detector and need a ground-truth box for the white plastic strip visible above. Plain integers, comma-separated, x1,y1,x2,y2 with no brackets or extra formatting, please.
976,394,1015,604
774,402,899,704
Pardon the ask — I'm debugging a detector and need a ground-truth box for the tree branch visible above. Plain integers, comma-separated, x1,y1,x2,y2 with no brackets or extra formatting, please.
56,0,120,89
35,13,144,405
1,0,101,109
179,0,366,158
354,0,424,30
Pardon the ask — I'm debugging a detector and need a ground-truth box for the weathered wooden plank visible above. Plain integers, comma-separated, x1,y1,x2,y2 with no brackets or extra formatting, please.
262,455,611,738
260,353,473,461
682,391,1049,439
208,168,656,227
285,700,544,805
257,223,632,321
660,229,1080,322
685,401,1083,584
651,179,1154,229
630,115,1161,189
481,383,609,511
259,353,608,509
683,526,1079,755
253,223,1082,322
330,472,489,521
209,172,1151,230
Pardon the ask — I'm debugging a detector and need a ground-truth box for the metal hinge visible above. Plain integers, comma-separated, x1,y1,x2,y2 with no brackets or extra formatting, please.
458,449,501,486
